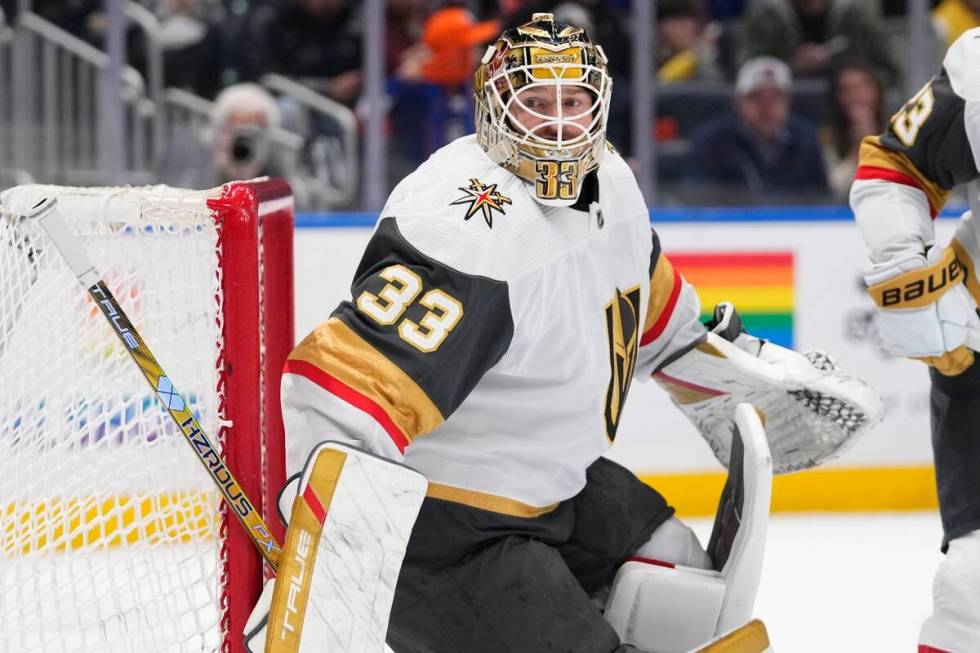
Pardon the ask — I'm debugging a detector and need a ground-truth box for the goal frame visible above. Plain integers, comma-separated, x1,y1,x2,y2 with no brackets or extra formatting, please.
210,179,292,651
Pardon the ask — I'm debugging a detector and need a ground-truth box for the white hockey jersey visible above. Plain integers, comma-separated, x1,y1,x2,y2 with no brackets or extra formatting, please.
282,135,705,516
851,27,980,266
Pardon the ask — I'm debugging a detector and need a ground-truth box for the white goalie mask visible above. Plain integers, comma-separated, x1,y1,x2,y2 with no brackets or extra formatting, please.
474,13,612,206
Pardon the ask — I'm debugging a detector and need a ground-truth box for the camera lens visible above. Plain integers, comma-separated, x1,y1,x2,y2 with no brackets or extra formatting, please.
231,135,254,162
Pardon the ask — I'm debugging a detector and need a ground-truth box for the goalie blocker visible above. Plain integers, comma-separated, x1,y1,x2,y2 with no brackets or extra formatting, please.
244,442,426,653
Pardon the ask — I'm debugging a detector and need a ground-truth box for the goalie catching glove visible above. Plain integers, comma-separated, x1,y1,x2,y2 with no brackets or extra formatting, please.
244,442,426,653
654,303,884,474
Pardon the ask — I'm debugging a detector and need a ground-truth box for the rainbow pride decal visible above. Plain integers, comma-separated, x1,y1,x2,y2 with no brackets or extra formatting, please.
667,252,794,349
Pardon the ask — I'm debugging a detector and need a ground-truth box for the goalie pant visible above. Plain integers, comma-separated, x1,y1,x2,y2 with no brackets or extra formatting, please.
388,457,677,653
850,26,980,652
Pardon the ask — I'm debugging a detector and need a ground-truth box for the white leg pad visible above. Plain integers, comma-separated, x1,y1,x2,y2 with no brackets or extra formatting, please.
920,530,980,652
604,560,726,653
244,442,427,653
605,404,773,652
633,516,712,570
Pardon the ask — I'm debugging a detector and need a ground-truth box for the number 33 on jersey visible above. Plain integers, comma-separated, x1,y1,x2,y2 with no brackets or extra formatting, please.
356,264,463,353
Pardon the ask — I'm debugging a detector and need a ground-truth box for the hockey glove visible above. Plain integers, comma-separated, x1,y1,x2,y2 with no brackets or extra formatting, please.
704,301,762,356
866,238,979,376
656,303,884,474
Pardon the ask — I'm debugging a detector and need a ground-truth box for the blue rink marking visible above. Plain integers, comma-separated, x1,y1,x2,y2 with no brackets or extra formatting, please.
296,205,968,228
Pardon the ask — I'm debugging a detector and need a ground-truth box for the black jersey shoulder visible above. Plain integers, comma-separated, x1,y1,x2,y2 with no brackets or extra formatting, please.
333,217,514,418
879,68,979,189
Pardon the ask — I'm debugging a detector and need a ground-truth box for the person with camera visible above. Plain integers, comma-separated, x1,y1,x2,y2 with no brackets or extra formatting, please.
209,83,284,184
158,82,286,190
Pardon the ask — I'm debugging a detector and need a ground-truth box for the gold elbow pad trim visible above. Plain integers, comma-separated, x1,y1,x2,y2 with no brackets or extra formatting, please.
867,247,964,309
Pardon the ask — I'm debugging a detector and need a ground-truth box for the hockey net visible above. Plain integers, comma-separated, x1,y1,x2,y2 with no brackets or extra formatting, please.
0,180,293,652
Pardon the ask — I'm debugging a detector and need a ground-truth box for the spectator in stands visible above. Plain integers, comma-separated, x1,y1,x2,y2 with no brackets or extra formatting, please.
11,0,103,43
820,61,884,201
129,0,225,99
656,0,722,83
236,0,362,106
933,0,980,47
735,0,900,89
387,6,499,185
209,83,285,184
159,82,286,189
385,0,428,77
685,56,828,202
418,6,499,87
706,0,750,21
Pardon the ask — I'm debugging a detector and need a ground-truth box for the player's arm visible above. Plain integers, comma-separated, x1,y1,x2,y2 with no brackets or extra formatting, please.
632,229,707,376
280,215,514,474
850,57,980,375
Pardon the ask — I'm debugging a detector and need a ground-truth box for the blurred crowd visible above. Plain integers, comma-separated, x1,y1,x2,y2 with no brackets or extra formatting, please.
0,0,975,207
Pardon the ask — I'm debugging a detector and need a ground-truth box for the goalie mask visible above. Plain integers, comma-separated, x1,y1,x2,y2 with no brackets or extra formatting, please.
474,13,612,206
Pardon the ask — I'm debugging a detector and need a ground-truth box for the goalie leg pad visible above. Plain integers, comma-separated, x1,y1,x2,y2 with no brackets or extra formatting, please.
631,516,712,570
604,559,727,653
244,442,427,653
606,405,772,652
919,530,980,653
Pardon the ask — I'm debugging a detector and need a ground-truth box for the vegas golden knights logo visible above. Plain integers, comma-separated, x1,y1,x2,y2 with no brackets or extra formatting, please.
604,285,641,442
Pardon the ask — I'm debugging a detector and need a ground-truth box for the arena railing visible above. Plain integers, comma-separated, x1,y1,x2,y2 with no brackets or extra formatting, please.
122,1,165,164
0,12,32,187
260,73,360,209
5,10,155,186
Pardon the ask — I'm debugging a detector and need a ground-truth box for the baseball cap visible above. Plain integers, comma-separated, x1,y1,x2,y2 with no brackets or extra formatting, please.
420,8,500,85
735,56,793,95
422,8,500,51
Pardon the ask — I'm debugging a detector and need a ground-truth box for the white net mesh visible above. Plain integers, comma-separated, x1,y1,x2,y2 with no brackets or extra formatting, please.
0,185,229,652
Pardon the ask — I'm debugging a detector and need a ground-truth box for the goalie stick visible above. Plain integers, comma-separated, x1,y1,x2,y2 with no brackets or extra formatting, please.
27,197,283,570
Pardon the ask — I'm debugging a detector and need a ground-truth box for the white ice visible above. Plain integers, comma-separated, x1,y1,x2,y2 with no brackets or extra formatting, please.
689,511,942,652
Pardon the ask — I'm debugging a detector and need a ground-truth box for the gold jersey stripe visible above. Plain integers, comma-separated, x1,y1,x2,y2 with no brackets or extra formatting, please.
858,136,949,216
426,482,559,518
641,255,681,341
289,317,444,442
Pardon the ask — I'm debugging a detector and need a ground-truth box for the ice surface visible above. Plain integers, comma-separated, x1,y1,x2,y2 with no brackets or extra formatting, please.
689,511,942,651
